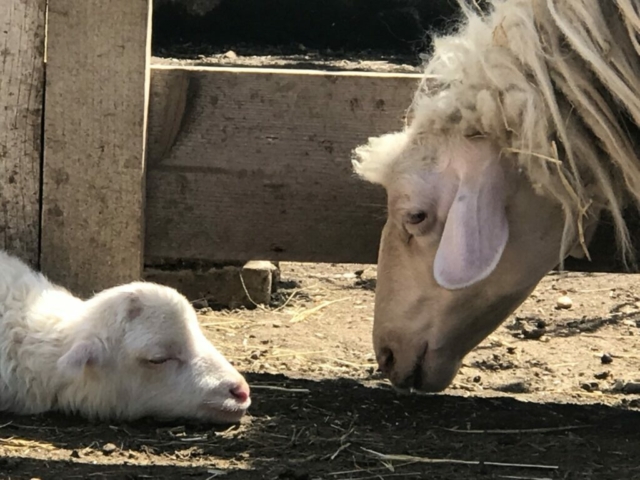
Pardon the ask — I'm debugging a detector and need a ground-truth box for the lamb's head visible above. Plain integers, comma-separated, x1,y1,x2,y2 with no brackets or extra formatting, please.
57,282,250,423
353,130,590,392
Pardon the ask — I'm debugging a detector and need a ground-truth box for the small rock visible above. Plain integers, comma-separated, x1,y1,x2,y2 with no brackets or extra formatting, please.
191,299,209,310
594,371,610,380
272,321,282,328
613,379,626,391
493,379,531,394
102,443,117,455
622,381,640,394
506,346,517,354
472,375,482,383
521,325,546,340
70,450,81,459
556,295,573,309
601,353,614,364
580,381,599,392
223,50,238,59
536,319,547,329
250,351,262,360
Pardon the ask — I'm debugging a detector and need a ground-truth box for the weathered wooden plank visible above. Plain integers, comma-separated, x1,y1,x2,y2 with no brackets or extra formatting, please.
145,67,421,265
42,0,153,296
144,66,640,272
0,0,46,268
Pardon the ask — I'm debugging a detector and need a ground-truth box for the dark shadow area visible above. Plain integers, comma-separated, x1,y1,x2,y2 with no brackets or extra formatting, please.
0,458,223,480
152,0,466,60
1,373,640,479
564,208,640,274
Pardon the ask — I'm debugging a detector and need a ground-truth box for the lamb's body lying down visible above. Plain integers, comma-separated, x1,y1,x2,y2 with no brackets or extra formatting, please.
0,250,250,423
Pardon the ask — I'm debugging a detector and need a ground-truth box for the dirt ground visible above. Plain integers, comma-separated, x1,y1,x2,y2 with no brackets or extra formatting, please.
2,262,640,479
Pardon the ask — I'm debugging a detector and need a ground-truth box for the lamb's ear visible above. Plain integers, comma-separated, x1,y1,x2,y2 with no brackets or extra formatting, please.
57,339,107,375
433,144,509,289
118,290,144,321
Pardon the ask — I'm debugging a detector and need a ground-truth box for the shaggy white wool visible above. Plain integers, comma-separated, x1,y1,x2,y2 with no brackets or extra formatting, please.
0,250,250,422
354,0,640,267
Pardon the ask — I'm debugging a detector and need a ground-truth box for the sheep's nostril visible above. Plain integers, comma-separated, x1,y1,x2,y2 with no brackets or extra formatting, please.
398,342,428,390
377,347,395,375
229,382,250,403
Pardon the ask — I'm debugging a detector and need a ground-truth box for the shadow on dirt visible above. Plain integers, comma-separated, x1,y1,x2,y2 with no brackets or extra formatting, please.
1,373,639,479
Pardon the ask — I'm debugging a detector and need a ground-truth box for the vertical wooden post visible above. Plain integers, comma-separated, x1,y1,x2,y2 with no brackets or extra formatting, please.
42,0,152,296
0,0,47,268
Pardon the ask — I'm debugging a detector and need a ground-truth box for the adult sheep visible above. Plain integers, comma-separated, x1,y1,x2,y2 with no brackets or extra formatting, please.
352,0,640,392
0,250,250,423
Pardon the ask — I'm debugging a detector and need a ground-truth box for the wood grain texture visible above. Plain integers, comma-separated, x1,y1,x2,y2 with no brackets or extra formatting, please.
145,66,640,272
0,0,46,267
145,67,421,265
41,0,152,296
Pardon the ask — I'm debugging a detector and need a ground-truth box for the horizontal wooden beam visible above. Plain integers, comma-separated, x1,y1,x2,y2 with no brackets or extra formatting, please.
145,66,421,265
145,65,640,273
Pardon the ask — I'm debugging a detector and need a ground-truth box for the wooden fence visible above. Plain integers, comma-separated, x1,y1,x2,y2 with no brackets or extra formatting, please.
0,0,636,298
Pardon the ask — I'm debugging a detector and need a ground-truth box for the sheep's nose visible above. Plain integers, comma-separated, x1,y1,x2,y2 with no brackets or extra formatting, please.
376,343,429,391
376,347,395,376
229,379,250,403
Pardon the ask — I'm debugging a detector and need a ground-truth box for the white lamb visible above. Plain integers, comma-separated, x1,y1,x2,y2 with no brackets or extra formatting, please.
0,249,251,423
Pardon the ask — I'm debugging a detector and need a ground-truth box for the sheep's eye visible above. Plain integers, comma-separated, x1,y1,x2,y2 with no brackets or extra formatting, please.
405,211,427,225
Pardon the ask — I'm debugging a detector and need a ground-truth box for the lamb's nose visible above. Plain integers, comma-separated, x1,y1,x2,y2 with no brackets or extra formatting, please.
229,380,250,403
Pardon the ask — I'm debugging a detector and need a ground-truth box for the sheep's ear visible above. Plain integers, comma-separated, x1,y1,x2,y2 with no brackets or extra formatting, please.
120,290,144,321
57,339,106,375
433,144,509,289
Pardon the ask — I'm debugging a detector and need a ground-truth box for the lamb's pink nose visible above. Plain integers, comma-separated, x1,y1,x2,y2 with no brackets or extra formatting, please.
229,380,250,403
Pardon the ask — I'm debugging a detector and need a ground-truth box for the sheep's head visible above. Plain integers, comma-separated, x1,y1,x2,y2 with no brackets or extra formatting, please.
353,130,590,392
57,283,251,423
